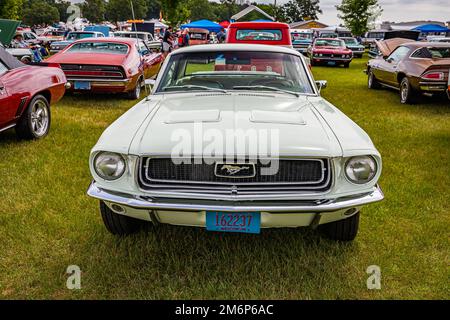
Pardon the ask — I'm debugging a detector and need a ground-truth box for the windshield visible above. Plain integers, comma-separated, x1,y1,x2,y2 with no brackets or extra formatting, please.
343,38,358,45
236,29,283,41
315,39,344,47
156,51,314,95
291,32,312,41
66,32,95,40
67,42,129,54
367,32,384,39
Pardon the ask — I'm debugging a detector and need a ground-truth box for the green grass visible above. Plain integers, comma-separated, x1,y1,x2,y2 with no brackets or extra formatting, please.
0,56,449,299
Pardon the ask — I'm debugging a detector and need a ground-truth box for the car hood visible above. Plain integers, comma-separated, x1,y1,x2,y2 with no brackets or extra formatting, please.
46,52,126,65
94,93,377,159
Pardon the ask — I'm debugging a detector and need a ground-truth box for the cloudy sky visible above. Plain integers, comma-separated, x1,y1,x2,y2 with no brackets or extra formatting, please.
69,0,450,26
256,0,450,25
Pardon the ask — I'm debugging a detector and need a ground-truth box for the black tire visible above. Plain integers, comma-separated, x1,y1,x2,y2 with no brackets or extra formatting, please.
128,77,143,100
368,68,381,89
343,62,350,68
100,201,145,235
15,94,51,140
400,77,418,104
319,212,360,241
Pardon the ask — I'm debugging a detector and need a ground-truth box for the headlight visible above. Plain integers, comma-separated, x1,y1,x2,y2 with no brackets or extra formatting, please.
345,156,377,184
94,152,126,180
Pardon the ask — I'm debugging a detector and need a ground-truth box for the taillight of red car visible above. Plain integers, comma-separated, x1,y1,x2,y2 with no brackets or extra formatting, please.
422,71,445,81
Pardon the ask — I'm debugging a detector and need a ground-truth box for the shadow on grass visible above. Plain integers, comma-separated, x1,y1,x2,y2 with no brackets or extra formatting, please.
79,223,358,298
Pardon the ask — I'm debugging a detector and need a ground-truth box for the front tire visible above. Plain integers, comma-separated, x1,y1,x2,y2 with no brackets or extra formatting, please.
100,201,145,235
15,94,51,140
400,77,418,104
368,68,381,89
319,212,360,241
128,77,143,100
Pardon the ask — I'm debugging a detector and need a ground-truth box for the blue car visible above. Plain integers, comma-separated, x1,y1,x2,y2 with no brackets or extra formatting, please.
50,31,104,53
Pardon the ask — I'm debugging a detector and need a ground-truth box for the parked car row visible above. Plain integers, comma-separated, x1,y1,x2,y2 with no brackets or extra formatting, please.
1,36,164,140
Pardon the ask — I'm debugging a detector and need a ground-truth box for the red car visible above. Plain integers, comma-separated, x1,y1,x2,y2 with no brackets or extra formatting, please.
226,22,292,48
46,37,164,99
307,38,353,67
0,46,66,139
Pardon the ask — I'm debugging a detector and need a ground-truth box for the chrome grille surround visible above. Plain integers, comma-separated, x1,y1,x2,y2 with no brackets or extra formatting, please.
137,157,333,195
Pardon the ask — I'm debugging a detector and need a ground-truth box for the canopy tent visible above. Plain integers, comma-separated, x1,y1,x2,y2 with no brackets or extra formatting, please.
181,20,223,33
147,19,168,29
413,24,450,33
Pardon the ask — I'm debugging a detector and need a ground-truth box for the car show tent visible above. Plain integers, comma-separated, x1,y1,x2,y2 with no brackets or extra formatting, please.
412,24,450,33
181,20,223,33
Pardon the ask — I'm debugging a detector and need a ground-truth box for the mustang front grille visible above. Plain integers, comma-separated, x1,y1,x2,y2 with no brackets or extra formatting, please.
138,158,332,194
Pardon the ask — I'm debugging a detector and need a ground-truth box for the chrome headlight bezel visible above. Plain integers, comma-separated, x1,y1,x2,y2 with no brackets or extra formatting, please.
93,152,126,181
344,156,378,185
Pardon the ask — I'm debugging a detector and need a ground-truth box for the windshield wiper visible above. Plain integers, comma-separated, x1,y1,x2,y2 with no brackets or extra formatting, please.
162,85,228,93
232,85,300,97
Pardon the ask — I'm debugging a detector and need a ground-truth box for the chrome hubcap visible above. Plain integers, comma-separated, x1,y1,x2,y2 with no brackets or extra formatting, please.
401,82,408,101
31,100,49,136
368,72,373,87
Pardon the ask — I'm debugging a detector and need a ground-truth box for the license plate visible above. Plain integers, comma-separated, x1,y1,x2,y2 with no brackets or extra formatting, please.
206,211,260,234
327,61,336,66
74,81,91,90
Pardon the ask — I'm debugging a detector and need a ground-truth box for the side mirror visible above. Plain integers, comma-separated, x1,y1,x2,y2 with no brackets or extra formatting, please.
316,80,327,92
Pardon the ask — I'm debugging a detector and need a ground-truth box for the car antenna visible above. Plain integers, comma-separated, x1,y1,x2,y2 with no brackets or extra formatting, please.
129,0,150,97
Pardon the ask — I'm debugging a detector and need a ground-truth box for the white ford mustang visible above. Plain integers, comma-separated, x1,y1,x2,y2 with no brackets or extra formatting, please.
87,44,383,241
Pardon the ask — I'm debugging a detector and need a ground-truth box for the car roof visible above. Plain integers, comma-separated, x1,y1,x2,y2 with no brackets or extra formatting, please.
72,37,139,45
315,38,343,41
229,21,289,29
403,41,450,48
172,43,301,56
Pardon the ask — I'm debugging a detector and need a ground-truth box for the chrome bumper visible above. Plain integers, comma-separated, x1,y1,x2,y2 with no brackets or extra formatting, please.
87,181,384,213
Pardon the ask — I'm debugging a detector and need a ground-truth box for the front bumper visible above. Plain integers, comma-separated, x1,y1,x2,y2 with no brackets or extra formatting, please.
87,182,384,227
312,57,352,63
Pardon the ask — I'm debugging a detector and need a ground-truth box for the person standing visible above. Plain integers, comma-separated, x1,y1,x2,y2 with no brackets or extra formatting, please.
162,26,173,57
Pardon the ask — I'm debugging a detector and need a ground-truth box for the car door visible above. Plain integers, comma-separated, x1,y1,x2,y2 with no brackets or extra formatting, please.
137,40,154,79
376,46,411,86
0,60,14,128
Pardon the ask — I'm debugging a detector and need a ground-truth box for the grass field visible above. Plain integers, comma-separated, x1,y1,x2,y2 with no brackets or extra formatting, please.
0,56,449,299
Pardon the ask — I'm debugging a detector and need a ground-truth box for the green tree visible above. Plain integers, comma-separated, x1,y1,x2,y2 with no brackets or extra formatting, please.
188,0,215,21
22,0,60,25
336,0,383,36
146,0,161,19
82,0,107,23
159,0,190,26
106,0,148,23
282,0,322,23
0,0,24,20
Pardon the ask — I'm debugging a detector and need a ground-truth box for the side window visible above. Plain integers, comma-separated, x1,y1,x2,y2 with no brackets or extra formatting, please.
388,46,410,62
138,40,149,55
0,60,8,76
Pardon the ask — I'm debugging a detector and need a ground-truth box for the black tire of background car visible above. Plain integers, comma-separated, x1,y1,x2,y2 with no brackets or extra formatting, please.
100,201,146,235
400,77,418,104
343,62,350,68
319,212,360,241
15,94,51,140
368,69,381,89
128,77,143,100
